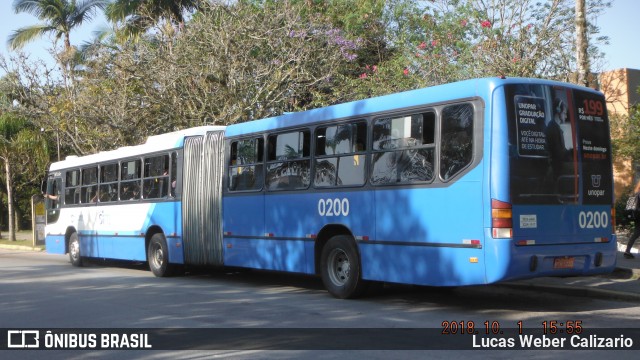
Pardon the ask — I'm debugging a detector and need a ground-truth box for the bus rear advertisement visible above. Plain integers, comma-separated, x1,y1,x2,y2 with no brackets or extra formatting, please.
44,77,616,298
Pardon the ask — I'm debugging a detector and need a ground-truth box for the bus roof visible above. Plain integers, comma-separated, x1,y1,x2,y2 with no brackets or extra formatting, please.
224,77,602,137
49,125,225,171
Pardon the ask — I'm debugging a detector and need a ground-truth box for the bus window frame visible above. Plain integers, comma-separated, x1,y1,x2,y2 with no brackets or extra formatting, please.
438,102,477,183
265,128,312,192
313,119,368,189
54,150,181,208
223,98,483,194
227,136,265,193
64,169,81,205
370,109,438,186
120,158,142,201
142,154,171,199
98,162,119,203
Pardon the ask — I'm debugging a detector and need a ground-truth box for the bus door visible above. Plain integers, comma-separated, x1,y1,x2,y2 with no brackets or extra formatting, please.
45,173,62,224
43,172,64,253
262,129,312,273
223,136,266,269
182,131,225,266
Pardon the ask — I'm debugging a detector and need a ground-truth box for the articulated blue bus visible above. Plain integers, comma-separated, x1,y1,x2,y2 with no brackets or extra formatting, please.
45,77,616,298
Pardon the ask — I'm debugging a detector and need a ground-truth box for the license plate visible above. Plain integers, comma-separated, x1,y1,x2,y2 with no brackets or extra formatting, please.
553,257,575,269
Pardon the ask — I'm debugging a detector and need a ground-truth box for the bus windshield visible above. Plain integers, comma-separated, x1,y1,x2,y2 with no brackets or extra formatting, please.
506,84,612,205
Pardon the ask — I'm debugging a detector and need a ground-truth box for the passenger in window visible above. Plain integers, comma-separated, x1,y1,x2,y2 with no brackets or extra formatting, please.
122,184,139,200
43,193,58,201
44,192,60,209
121,185,131,200
90,191,108,203
132,186,140,199
159,171,167,197
110,188,118,201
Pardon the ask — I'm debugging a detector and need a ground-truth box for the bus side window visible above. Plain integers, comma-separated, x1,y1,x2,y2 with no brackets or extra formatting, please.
45,176,62,223
266,131,310,191
81,167,98,203
228,138,264,192
65,169,81,205
120,160,141,200
371,112,435,185
314,121,367,187
99,163,119,202
440,103,474,181
170,152,177,197
143,154,170,199
46,178,61,209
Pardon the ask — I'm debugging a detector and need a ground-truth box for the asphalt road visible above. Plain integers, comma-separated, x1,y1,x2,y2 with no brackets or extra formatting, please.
1,249,638,359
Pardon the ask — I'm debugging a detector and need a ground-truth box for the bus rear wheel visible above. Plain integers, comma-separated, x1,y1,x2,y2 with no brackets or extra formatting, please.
147,233,175,277
320,235,367,299
68,232,83,267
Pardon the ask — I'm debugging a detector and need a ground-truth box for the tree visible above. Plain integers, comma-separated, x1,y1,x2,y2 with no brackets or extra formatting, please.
105,0,202,42
0,53,71,157
2,0,614,160
575,0,590,86
8,0,109,90
611,97,640,163
69,0,361,136
173,1,362,121
285,0,415,101
0,110,49,241
341,0,610,96
8,0,108,52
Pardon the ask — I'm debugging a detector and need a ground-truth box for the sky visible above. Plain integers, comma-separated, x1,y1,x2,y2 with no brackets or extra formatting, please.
0,0,638,77
0,0,109,75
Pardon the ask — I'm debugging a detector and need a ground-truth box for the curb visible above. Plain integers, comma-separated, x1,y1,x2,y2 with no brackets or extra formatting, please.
501,281,640,304
502,266,640,304
0,244,44,252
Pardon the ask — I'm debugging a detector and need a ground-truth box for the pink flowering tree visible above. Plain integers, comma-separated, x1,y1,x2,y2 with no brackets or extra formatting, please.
345,0,609,96
407,0,609,84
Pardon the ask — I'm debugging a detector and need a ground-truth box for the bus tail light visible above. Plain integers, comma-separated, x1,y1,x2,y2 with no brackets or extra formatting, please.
491,199,512,239
611,207,616,231
516,240,536,246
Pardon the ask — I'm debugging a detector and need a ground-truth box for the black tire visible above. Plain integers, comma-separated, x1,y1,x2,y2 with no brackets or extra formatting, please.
68,232,83,267
147,233,175,277
320,235,368,299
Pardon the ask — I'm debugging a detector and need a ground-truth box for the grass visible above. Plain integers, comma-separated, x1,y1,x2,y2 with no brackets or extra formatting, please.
0,230,45,250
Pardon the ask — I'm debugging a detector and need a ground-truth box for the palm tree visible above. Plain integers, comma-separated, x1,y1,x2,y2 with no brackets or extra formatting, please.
7,0,108,52
105,0,201,42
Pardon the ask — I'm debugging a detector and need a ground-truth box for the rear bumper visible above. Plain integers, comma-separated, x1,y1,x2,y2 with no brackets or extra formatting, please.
485,233,617,283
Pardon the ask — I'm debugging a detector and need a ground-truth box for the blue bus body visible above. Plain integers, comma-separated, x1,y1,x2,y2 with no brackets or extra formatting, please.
222,77,615,289
45,77,616,297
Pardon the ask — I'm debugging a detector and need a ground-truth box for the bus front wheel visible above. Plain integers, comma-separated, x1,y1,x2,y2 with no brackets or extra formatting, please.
147,233,175,277
320,235,367,299
68,232,83,267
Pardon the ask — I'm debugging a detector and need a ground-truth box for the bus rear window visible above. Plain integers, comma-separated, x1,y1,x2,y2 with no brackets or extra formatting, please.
505,85,612,205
